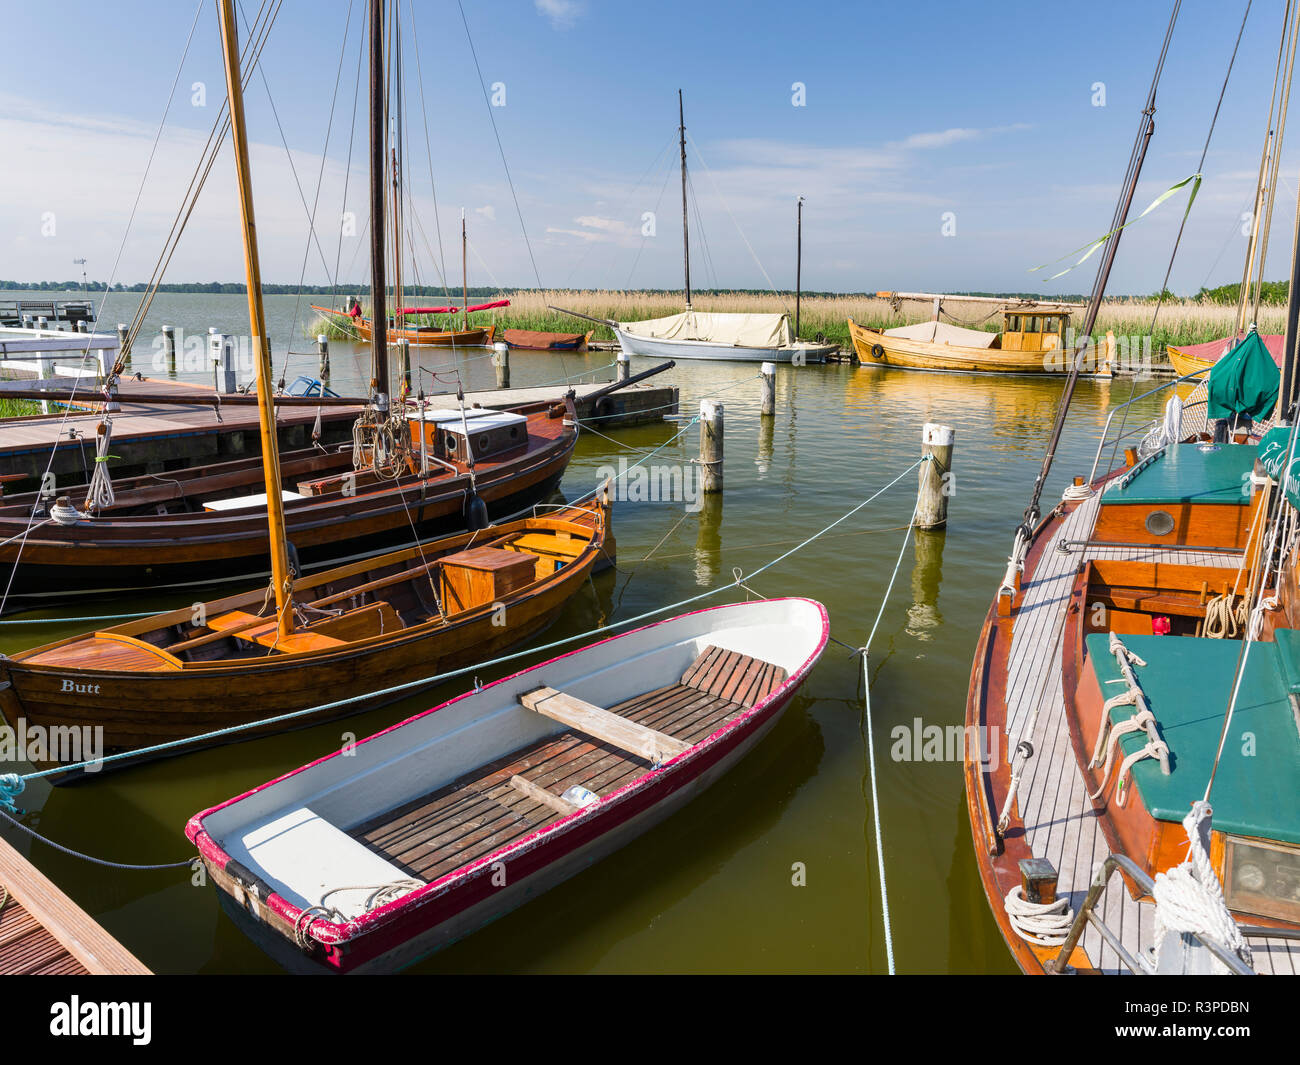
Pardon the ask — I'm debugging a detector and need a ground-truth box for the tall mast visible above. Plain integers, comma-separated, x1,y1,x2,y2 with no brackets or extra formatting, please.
795,196,804,338
391,12,403,343
216,0,294,636
1279,179,1300,417
462,209,469,330
368,0,389,412
679,89,691,310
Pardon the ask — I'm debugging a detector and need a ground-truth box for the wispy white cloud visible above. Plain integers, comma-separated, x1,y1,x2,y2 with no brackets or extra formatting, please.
535,0,582,29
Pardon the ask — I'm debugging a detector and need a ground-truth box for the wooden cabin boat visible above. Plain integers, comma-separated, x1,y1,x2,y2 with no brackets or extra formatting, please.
848,306,1101,375
0,497,610,775
965,352,1300,972
501,328,592,351
0,398,577,606
185,597,828,973
310,305,496,348
1167,332,1284,377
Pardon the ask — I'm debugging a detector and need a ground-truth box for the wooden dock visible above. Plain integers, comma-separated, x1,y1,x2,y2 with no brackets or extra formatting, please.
0,377,676,488
0,833,149,974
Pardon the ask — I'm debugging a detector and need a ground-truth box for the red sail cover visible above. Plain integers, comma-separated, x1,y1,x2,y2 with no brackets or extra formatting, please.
397,299,510,316
1175,333,1284,367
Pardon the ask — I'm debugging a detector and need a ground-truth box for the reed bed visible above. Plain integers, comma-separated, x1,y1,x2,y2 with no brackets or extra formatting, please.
309,290,1285,354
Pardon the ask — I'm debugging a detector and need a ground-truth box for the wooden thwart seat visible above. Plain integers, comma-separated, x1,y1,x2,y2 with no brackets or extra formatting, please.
520,687,691,764
681,646,787,706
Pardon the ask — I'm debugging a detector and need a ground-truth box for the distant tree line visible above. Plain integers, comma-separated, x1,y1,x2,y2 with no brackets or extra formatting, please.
1191,280,1289,305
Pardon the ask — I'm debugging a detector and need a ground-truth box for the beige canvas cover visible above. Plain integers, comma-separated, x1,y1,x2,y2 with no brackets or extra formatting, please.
883,320,998,349
619,311,793,348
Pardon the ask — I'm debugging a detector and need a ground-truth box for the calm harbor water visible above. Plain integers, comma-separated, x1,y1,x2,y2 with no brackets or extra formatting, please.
0,292,1171,973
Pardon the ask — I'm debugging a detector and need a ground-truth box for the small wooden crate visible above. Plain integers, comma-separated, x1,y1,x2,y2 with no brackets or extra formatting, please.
440,546,539,614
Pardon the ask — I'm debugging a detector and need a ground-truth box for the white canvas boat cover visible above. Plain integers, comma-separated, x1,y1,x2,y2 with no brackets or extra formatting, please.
619,311,793,348
883,320,998,349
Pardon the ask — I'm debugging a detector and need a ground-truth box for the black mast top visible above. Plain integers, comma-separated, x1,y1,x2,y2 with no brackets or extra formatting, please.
368,0,388,409
679,89,691,309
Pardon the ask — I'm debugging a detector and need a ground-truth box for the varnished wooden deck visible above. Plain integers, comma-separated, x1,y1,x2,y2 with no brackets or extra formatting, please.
352,647,787,882
0,833,148,974
1005,488,1300,974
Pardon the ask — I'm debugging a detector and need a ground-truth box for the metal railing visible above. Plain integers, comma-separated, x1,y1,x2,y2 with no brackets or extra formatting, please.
1050,853,1260,974
1087,369,1211,486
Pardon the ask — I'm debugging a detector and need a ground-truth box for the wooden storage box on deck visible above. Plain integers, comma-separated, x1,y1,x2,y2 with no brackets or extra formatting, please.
439,546,539,614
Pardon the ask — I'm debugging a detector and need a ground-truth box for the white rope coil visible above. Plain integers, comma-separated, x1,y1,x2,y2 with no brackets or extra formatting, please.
1005,886,1074,946
1203,591,1248,639
85,417,116,512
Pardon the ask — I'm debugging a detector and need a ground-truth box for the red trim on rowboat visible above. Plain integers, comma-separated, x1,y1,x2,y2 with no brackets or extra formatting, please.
185,598,829,959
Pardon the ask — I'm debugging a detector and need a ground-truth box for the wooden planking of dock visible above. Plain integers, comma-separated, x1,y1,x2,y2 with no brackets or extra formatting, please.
0,833,149,975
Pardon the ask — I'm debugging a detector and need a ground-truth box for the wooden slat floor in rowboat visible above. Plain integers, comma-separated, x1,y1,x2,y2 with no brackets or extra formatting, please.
0,833,148,974
351,647,786,882
1005,490,1300,974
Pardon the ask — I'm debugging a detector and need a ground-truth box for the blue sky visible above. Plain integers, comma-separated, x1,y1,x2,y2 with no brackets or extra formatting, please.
0,0,1292,296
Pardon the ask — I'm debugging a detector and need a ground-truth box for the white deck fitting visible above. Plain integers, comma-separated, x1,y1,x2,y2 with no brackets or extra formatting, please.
1004,489,1300,974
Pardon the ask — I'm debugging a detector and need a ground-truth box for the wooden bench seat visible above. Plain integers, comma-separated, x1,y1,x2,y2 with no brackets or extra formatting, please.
681,646,787,706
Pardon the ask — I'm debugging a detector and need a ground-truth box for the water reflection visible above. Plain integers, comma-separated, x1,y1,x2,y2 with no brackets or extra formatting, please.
694,493,723,587
906,529,945,641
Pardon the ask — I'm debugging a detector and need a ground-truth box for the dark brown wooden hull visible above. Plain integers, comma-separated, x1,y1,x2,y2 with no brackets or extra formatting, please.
0,405,576,605
0,507,609,775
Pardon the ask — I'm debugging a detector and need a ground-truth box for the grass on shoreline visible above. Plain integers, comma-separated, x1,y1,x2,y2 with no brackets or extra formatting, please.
308,291,1285,354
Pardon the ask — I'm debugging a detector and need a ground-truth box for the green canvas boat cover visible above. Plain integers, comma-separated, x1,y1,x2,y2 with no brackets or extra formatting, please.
1085,632,1300,844
1101,442,1256,506
1206,329,1279,421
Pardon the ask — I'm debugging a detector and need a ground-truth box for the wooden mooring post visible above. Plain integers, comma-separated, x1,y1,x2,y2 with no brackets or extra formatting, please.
699,399,723,493
493,341,510,389
116,322,131,370
161,324,176,373
317,334,330,392
760,360,776,416
915,422,954,529
617,350,631,381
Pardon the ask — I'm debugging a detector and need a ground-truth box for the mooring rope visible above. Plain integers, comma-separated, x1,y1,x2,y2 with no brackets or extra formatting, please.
0,807,192,870
7,459,920,785
856,463,926,975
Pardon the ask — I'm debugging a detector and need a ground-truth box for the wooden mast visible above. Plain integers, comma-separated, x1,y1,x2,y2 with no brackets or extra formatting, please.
216,0,294,637
369,0,389,412
462,209,469,331
795,196,803,338
391,11,402,354
679,89,691,310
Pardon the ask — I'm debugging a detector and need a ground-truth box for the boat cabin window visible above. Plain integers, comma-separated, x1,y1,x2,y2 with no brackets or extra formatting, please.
1043,316,1056,333
1026,316,1041,333
1006,314,1021,331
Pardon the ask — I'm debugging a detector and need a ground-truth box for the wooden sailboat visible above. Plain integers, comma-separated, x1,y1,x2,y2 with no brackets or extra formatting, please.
849,294,1091,375
964,14,1300,973
309,303,501,348
0,398,576,606
0,499,610,775
562,93,834,365
185,598,828,973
